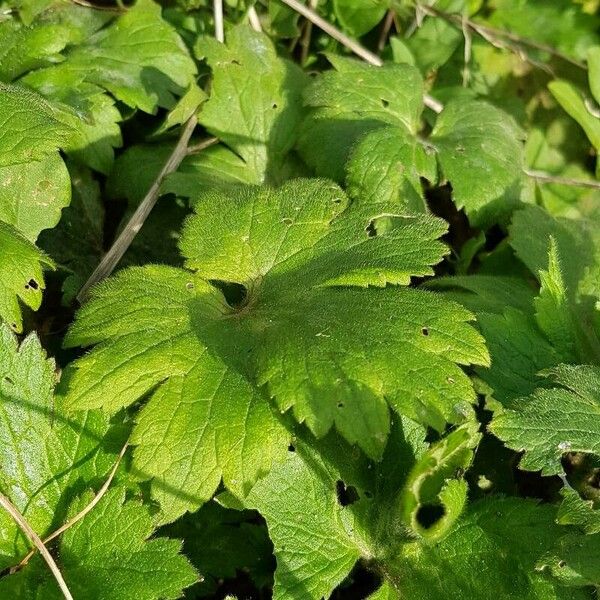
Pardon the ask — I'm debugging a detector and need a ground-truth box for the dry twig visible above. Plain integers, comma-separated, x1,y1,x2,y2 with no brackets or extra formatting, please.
378,10,396,54
77,116,198,302
187,136,219,156
15,441,129,571
248,5,262,32
213,0,224,42
0,492,73,600
419,4,586,71
524,169,600,190
278,0,444,113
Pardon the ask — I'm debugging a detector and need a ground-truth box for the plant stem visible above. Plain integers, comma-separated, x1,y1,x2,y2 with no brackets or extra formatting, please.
15,441,129,571
187,136,219,155
78,0,230,302
524,168,600,189
280,0,381,64
419,4,586,70
77,116,198,303
214,0,224,42
378,10,396,53
300,0,318,65
248,5,262,32
461,12,472,87
278,0,443,113
0,492,74,600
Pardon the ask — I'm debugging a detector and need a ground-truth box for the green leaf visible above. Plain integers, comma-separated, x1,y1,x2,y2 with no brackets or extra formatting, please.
391,497,588,599
299,59,524,223
298,57,424,181
37,162,104,303
244,417,428,600
107,142,260,206
476,308,563,404
425,275,535,316
246,450,360,600
304,56,423,134
42,0,196,113
164,144,265,194
549,79,600,151
490,364,600,475
62,180,487,519
557,487,600,535
0,18,71,81
510,206,600,361
587,46,600,105
107,144,175,205
0,222,54,333
345,125,435,212
0,82,71,167
246,424,570,600
430,100,524,224
510,205,600,299
195,25,307,184
24,69,123,174
538,532,600,587
153,83,207,135
0,488,198,599
332,0,387,37
405,16,462,72
367,582,399,600
398,423,480,541
534,238,579,361
427,270,562,405
0,325,117,567
0,152,70,241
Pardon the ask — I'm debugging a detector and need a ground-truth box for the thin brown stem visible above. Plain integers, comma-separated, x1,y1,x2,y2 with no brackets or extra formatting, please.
280,0,382,64
300,0,318,65
70,0,125,12
461,12,472,87
248,5,262,32
0,492,73,600
15,442,129,571
420,4,586,70
187,136,219,155
524,169,600,190
473,21,554,74
77,115,198,302
377,9,395,54
278,0,444,113
78,0,229,301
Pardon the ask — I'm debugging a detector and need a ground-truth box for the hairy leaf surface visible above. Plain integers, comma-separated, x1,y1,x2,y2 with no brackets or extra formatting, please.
0,223,53,332
195,25,307,184
0,488,197,599
490,364,600,474
0,82,70,167
62,180,487,521
0,325,117,566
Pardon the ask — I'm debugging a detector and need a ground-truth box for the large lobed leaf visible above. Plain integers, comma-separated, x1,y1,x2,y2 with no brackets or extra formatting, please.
61,179,488,521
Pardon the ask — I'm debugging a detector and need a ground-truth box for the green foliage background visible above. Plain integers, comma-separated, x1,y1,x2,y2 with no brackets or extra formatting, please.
0,0,599,598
